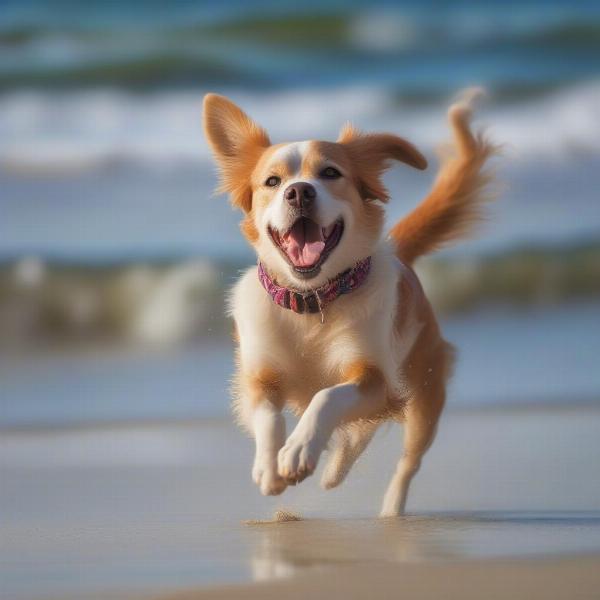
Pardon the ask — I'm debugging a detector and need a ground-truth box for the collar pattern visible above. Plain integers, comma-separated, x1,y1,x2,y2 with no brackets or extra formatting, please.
257,257,372,317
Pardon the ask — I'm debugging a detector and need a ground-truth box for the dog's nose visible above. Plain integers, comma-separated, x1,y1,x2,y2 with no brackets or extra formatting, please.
284,182,316,209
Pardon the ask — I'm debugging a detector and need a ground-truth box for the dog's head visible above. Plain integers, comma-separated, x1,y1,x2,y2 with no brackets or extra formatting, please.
203,94,427,288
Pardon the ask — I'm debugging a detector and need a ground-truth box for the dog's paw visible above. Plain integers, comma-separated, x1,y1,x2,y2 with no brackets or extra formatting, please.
277,433,323,485
320,459,346,490
252,459,287,496
378,505,406,518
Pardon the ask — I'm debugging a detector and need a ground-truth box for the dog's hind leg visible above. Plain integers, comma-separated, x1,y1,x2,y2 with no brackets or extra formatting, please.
379,385,445,517
320,422,379,490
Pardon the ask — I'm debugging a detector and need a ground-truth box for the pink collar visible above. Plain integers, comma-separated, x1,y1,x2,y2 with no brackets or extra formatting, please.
257,257,372,318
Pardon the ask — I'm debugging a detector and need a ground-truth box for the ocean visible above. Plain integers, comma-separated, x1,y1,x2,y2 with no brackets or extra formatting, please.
2,301,600,429
3,6,600,599
1,0,599,427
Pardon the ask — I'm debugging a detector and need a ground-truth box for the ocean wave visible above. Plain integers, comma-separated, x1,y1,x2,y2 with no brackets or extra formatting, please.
1,239,598,347
1,4,600,89
1,81,600,173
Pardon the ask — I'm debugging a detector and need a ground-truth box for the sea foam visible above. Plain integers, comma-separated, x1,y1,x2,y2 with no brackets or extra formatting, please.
1,81,599,172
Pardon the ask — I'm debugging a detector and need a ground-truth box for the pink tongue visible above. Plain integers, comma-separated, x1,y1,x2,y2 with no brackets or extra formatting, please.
289,239,325,267
285,219,325,267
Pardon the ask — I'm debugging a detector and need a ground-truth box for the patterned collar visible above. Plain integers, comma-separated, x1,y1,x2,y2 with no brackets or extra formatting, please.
257,257,372,320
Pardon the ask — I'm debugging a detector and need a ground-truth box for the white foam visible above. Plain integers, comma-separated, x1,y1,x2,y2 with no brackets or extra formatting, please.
1,82,599,172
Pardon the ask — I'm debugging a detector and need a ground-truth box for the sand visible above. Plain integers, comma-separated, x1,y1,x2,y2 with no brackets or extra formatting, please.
3,406,600,599
159,556,600,600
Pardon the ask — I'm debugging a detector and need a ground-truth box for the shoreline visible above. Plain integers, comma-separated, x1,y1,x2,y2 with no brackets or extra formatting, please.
3,407,600,599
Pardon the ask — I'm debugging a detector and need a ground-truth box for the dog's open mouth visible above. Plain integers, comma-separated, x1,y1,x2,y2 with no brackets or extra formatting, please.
269,217,344,275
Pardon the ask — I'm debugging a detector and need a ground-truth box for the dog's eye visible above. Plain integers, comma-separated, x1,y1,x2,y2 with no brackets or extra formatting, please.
320,166,342,179
265,176,281,187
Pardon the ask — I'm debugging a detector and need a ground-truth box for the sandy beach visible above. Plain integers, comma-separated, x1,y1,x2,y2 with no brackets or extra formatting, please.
160,556,600,600
3,2,600,598
3,405,600,599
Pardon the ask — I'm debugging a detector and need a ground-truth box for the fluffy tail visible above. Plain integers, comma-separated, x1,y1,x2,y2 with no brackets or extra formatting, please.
389,90,498,265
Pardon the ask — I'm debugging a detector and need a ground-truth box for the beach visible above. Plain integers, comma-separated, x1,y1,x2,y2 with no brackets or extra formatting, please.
3,405,600,599
3,305,600,598
161,558,600,600
2,2,600,597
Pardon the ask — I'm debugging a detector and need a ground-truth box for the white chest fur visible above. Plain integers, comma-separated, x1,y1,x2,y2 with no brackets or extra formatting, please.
229,243,419,407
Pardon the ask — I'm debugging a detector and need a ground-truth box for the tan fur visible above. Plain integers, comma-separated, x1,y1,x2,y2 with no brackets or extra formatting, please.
203,90,496,514
342,361,384,389
320,421,379,489
338,124,427,201
240,212,260,244
389,97,498,265
203,94,271,212
244,367,284,410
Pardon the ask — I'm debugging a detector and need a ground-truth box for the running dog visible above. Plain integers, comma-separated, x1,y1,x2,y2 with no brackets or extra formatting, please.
203,90,495,516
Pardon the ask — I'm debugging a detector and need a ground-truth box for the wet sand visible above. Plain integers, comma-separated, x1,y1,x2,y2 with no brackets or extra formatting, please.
160,556,600,600
2,406,600,599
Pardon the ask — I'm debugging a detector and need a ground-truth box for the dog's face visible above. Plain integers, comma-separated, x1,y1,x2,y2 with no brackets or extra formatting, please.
203,94,427,288
250,139,381,284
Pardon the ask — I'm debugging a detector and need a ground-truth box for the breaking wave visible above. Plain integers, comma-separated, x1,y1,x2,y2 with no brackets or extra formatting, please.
1,80,600,173
1,238,599,347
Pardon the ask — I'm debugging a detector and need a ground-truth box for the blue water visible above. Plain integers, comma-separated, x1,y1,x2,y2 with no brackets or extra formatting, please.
2,302,599,428
2,10,600,600
1,0,600,94
1,0,599,262
1,0,599,428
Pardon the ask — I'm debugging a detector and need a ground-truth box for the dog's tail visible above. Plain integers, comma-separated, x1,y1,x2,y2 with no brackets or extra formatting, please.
389,90,498,265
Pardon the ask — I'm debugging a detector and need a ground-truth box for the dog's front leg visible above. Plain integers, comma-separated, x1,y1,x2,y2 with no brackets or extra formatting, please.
251,401,287,495
242,370,287,495
278,363,385,485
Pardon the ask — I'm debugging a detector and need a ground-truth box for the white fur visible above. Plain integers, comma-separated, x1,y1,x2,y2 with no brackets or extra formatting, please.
251,402,287,496
255,140,367,290
260,175,350,238
232,90,490,511
230,146,425,499
320,422,379,489
380,453,422,517
205,91,489,514
266,141,310,174
230,243,406,401
277,380,382,481
230,242,423,487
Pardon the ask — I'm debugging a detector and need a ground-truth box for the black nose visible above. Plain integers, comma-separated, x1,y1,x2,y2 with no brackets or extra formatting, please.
284,182,316,209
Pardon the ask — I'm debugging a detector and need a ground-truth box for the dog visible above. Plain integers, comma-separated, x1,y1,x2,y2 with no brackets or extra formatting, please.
203,90,495,516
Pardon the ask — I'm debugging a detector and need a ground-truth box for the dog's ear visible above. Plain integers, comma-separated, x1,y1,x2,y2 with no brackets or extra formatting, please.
203,94,270,160
203,94,271,211
337,123,427,202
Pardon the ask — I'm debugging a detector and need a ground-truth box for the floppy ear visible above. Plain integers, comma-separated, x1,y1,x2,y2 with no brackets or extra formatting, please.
338,123,427,202
203,94,271,211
